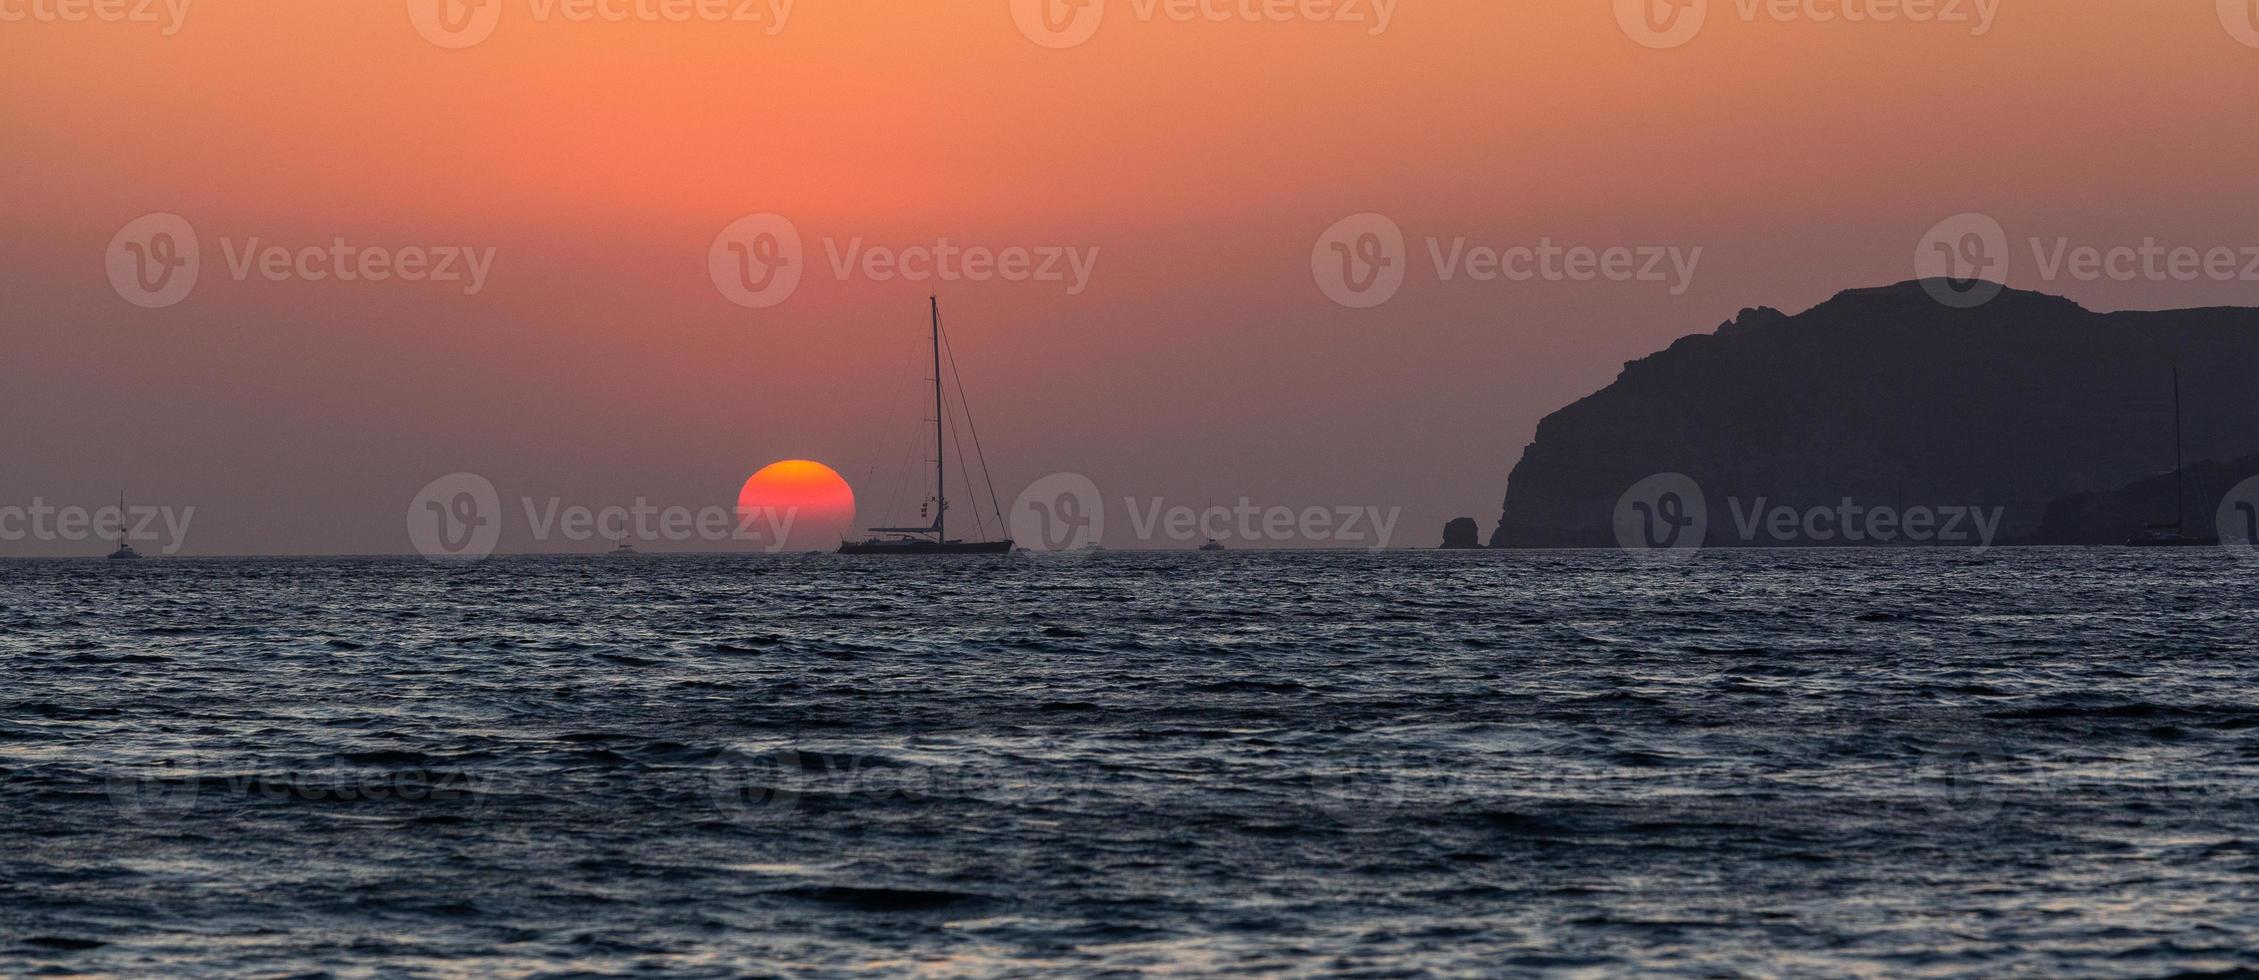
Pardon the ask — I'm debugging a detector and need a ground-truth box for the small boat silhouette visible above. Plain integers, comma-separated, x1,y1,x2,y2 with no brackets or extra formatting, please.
2128,368,2218,547
107,492,142,560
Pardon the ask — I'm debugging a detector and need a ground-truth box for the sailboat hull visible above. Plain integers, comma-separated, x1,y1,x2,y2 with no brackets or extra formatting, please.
2126,536,2220,547
839,539,1015,556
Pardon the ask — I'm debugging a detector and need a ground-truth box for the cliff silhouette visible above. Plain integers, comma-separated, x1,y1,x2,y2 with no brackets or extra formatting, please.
1492,280,2259,548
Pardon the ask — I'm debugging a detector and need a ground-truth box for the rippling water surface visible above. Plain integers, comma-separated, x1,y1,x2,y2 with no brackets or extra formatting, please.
5,550,2259,977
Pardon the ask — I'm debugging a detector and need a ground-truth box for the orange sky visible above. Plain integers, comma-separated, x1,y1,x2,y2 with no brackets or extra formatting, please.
5,1,2259,553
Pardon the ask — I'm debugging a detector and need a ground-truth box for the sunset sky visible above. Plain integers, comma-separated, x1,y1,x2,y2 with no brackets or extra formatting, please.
6,0,2258,554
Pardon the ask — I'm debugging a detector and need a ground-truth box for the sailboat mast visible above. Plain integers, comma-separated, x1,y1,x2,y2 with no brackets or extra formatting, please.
932,296,945,544
2173,367,2186,531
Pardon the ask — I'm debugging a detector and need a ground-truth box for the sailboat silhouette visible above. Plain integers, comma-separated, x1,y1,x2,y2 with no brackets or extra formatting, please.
840,298,1014,555
2128,368,2218,547
107,493,142,560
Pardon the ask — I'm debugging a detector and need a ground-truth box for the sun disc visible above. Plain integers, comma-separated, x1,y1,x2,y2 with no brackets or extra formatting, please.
737,459,856,552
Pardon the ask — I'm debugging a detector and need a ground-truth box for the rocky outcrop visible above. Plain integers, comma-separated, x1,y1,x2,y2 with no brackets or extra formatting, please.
1440,517,1483,549
1492,281,2259,548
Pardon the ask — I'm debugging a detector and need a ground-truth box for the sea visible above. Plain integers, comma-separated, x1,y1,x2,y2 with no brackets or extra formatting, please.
4,549,2259,977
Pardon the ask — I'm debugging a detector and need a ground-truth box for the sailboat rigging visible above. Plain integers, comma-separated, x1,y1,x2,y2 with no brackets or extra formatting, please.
107,492,142,560
2127,367,2218,547
840,298,1013,555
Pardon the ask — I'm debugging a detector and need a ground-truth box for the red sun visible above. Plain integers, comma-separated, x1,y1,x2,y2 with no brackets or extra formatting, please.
737,460,857,552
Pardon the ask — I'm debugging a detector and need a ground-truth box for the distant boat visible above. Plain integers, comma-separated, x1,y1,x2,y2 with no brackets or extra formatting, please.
1198,539,1226,552
2128,367,2218,547
609,537,636,555
106,492,142,560
841,298,1013,556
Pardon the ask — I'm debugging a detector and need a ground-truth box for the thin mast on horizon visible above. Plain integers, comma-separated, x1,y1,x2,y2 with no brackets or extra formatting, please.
2173,367,2186,532
932,295,945,544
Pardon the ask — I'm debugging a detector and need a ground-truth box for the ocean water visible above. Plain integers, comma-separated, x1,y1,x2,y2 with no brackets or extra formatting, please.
5,549,2259,977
